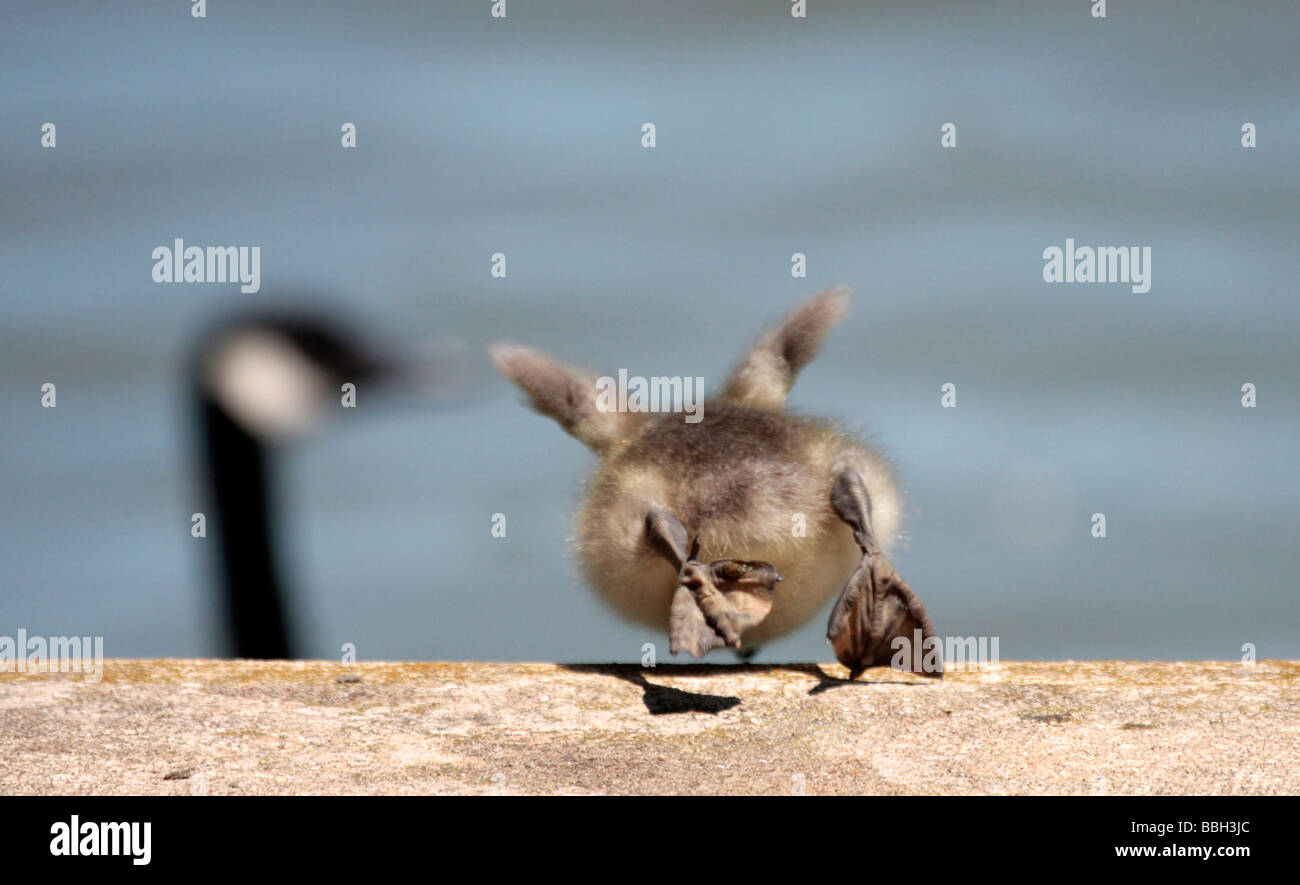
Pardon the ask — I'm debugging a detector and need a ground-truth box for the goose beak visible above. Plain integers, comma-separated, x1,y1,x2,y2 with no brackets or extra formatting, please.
378,338,482,406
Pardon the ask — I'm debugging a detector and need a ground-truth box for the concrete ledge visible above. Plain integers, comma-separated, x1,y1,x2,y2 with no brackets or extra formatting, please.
2,660,1297,795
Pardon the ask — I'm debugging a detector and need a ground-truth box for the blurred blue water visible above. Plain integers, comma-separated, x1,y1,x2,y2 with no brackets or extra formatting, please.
2,1,1297,661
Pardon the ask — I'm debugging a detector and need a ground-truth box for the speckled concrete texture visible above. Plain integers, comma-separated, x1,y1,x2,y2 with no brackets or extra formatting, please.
2,660,1295,795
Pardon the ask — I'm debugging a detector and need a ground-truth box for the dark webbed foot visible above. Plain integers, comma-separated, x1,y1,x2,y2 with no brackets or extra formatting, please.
646,510,782,658
826,470,942,679
671,556,781,656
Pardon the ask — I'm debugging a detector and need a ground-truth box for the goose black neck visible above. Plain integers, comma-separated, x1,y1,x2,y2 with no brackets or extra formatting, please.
198,392,296,659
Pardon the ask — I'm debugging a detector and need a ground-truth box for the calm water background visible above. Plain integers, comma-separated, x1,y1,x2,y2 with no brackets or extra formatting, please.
2,2,1297,661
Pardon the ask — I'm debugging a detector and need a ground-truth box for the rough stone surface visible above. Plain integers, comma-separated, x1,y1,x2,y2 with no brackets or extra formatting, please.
2,660,1296,795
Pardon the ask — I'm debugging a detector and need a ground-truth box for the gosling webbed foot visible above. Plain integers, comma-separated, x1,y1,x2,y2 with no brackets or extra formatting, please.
826,469,942,678
669,557,781,657
646,509,782,659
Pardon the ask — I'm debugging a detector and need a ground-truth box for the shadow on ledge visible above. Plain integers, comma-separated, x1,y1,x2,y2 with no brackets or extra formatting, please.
562,664,740,715
562,663,930,714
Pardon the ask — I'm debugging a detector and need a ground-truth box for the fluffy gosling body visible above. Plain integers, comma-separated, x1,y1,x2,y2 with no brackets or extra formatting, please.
491,288,940,677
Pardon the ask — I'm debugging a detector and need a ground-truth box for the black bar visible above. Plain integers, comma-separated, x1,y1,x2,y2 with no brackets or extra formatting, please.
1,796,1288,870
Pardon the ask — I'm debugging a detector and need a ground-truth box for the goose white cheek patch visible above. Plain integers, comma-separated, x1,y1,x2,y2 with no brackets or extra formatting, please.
205,329,331,441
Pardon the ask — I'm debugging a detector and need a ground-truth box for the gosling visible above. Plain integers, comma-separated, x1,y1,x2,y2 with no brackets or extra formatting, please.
490,288,940,677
